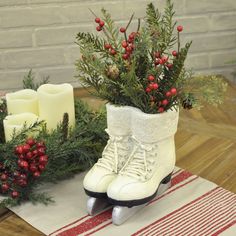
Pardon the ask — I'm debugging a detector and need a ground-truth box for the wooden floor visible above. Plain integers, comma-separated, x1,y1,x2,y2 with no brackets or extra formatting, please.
0,82,236,236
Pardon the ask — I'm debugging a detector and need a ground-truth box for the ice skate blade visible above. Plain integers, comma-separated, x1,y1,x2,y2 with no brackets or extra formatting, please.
87,197,110,215
112,181,171,225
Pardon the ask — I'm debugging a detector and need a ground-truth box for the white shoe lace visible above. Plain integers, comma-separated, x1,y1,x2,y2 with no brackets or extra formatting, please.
120,136,157,180
96,129,129,173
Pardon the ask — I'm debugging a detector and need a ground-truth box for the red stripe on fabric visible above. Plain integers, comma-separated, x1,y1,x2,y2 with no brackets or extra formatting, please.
84,222,112,236
196,212,235,236
57,209,112,236
143,188,227,236
183,192,236,236
211,220,236,236
49,215,89,236
171,170,193,186
169,196,235,236
132,187,220,236
148,175,198,205
59,169,194,236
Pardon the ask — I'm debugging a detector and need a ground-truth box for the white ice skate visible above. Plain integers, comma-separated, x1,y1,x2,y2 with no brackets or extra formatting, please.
107,107,179,225
83,104,133,215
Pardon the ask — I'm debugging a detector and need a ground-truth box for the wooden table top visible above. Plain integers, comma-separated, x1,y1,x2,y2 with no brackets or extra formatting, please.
1,81,236,236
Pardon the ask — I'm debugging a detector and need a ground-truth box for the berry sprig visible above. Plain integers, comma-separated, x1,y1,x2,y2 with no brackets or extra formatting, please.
95,17,105,32
0,138,48,199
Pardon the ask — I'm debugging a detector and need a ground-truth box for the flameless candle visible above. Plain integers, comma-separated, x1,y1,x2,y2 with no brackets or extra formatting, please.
6,89,38,115
3,113,39,142
37,83,75,131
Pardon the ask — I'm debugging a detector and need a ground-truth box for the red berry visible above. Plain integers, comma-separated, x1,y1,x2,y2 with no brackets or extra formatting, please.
11,191,19,198
18,179,27,187
146,87,151,93
120,27,126,33
148,75,155,81
171,88,177,95
110,49,116,55
167,63,173,69
22,144,30,153
122,40,128,48
29,164,37,173
33,171,40,178
39,165,46,171
1,183,10,192
20,161,29,170
39,155,48,165
1,173,7,181
122,54,129,60
37,148,45,156
172,50,178,57
177,25,183,32
18,154,25,159
161,56,168,64
99,21,105,27
96,25,102,31
26,138,36,146
95,17,100,23
129,33,135,41
152,83,159,90
125,46,132,53
26,151,33,159
159,59,164,65
158,107,165,113
32,149,38,156
15,145,24,154
162,99,169,106
104,43,111,49
166,91,172,97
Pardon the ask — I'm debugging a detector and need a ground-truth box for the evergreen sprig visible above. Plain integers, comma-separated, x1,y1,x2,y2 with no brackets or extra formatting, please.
0,99,107,207
75,0,227,113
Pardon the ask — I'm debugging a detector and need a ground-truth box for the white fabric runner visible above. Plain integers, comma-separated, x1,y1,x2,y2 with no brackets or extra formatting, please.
4,167,236,236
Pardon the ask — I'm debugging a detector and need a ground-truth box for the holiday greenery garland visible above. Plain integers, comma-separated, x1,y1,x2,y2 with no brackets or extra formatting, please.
0,74,107,207
75,0,227,113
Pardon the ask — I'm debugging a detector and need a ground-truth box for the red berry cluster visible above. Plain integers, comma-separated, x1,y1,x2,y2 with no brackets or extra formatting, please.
146,75,159,93
0,138,49,199
154,51,173,69
95,17,105,32
157,88,177,113
104,43,117,56
15,138,48,178
121,31,137,60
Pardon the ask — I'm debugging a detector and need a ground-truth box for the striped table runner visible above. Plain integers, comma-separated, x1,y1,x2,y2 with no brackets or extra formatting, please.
9,168,236,236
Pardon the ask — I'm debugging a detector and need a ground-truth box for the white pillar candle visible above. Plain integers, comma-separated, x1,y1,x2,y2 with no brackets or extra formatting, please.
6,89,38,115
3,113,39,142
37,83,75,131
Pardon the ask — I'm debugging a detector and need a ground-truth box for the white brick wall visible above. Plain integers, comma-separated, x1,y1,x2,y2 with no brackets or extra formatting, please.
0,0,236,91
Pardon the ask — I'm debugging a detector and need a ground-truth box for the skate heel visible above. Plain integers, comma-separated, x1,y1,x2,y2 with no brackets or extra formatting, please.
158,172,172,195
87,197,110,215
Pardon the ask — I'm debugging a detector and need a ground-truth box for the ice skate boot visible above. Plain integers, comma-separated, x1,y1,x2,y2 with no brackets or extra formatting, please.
107,107,179,225
83,104,133,215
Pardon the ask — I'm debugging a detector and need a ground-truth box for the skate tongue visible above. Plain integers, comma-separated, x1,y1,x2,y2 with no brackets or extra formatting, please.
97,130,129,173
120,137,154,180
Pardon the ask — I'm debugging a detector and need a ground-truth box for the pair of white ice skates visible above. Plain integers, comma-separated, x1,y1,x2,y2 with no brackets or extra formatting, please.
83,103,179,225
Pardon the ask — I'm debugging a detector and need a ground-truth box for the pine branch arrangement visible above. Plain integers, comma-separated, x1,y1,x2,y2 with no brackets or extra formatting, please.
0,99,107,207
75,0,227,113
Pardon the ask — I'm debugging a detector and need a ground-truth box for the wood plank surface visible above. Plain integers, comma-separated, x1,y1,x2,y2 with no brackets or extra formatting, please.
0,82,236,236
